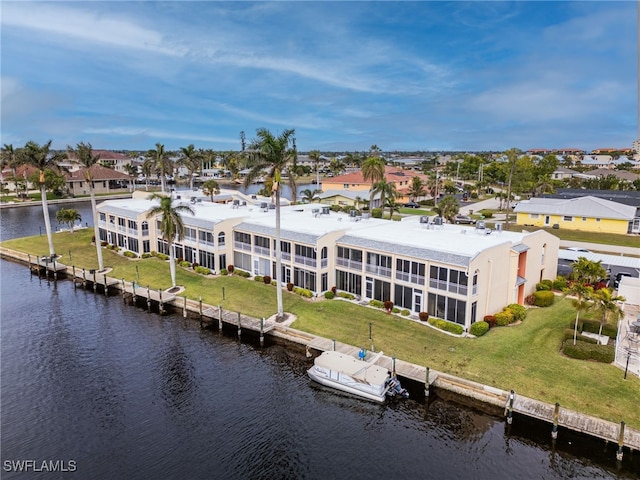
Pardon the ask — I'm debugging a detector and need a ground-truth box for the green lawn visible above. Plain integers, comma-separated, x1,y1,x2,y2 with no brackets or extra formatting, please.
3,229,639,429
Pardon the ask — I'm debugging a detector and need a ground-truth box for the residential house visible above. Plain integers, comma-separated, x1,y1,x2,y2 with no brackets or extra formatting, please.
97,193,559,332
66,164,131,196
514,196,640,234
551,167,579,181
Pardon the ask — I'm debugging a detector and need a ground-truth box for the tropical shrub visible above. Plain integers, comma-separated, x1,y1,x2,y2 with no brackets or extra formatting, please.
562,339,615,363
156,253,169,260
194,266,211,275
483,315,497,328
428,318,464,335
123,251,137,258
524,294,536,306
324,291,335,299
255,275,264,282
220,268,228,276
371,208,383,218
101,241,108,247
401,309,410,316
580,319,618,339
504,304,527,322
191,262,199,269
495,311,513,326
469,321,489,337
293,287,313,298
141,253,151,259
480,210,493,219
553,276,568,291
384,300,394,312
391,307,400,314
534,290,555,307
536,280,553,291
179,260,191,268
263,275,272,284
236,269,251,278
227,265,235,273
331,286,337,294
337,292,355,300
369,299,385,309
419,312,429,322
562,329,597,344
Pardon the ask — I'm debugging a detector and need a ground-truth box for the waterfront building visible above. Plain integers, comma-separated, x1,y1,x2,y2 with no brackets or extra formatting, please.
97,191,559,331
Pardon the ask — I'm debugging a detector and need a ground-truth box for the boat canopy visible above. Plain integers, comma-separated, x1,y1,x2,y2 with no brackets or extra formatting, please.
314,351,389,385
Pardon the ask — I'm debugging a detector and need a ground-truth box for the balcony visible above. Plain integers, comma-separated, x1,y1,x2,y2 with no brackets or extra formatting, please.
395,271,425,285
254,245,270,257
365,264,392,278
336,258,362,271
236,241,252,252
294,255,317,268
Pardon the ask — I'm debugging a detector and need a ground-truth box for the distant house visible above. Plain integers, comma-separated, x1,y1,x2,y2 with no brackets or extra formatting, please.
66,164,131,196
322,166,430,207
514,196,640,235
551,167,579,180
317,189,370,209
573,168,640,184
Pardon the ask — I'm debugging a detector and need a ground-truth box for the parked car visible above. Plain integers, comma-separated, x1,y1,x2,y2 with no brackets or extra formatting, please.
403,201,420,208
454,215,476,225
566,247,591,253
613,272,633,289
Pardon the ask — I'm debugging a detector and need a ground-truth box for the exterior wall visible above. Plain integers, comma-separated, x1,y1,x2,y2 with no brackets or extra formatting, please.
69,180,129,197
516,212,629,234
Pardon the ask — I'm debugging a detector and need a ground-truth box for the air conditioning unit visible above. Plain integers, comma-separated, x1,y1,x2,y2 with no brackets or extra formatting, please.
420,216,430,224
322,207,330,215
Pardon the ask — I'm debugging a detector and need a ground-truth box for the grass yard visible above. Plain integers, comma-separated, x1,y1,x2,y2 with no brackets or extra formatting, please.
2,229,639,429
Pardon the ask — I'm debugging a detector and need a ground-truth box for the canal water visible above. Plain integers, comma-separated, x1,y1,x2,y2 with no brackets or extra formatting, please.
1,203,639,479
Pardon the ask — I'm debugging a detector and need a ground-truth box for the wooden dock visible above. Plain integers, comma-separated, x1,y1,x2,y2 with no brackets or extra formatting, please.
201,306,275,335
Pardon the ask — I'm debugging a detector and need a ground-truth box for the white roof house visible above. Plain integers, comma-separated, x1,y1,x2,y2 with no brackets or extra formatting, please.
97,193,560,332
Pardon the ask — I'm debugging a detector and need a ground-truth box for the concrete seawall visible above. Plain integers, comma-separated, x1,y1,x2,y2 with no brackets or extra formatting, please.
1,246,639,455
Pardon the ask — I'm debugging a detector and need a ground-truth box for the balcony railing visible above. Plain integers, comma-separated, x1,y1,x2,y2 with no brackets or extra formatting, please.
254,246,270,257
294,255,317,268
395,271,425,285
336,258,362,271
235,241,252,252
365,264,392,277
429,279,468,296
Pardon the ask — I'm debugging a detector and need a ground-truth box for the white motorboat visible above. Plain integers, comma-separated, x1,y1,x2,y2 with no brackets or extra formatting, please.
307,350,408,403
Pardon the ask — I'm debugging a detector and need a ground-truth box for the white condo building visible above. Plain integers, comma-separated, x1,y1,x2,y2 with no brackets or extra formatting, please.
97,191,560,332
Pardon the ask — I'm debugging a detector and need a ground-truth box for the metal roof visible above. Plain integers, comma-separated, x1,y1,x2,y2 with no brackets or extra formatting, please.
514,196,636,220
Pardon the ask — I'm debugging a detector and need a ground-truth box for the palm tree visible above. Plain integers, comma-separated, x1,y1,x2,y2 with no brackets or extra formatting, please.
361,156,385,209
407,176,425,202
202,179,220,201
590,288,625,344
68,142,107,270
21,140,66,256
145,193,195,290
503,148,521,226
433,195,460,223
372,178,398,219
383,197,400,220
179,144,202,190
144,143,172,193
566,281,594,346
308,149,321,186
243,128,297,320
123,163,138,192
300,188,321,203
570,257,608,286
1,144,21,196
56,208,81,232
328,157,346,177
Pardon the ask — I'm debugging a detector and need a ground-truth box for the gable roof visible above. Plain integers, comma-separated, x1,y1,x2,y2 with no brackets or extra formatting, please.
326,166,428,186
514,196,636,220
65,164,130,182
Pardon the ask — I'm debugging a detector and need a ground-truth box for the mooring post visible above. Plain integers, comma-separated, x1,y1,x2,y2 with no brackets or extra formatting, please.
72,265,77,289
425,367,430,398
52,257,57,281
158,289,163,314
82,268,86,288
616,421,625,461
28,254,31,275
146,285,151,311
218,305,222,331
93,269,97,292
199,296,203,321
552,402,560,440
392,357,396,376
183,296,187,318
121,279,126,302
506,390,515,425
237,312,242,338
103,275,108,296
332,339,336,351
260,317,265,346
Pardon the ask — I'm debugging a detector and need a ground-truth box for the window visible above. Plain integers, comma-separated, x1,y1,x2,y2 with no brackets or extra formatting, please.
233,251,252,271
294,267,316,291
336,270,361,295
184,246,196,263
429,266,468,295
254,235,270,249
394,284,415,309
185,227,197,241
396,259,425,284
218,232,225,246
427,293,466,325
366,252,392,277
141,221,149,236
99,212,106,222
128,219,137,230
235,231,251,244
199,250,215,270
143,240,150,253
582,217,587,221
530,214,539,219
321,272,328,292
128,237,139,253
295,244,316,259
343,184,349,189
199,230,214,245
563,216,573,221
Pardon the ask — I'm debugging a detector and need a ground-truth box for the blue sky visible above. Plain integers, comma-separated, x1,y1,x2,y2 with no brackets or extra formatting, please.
1,1,637,153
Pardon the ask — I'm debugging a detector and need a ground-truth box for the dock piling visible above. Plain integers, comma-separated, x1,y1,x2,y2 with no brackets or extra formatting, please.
425,367,430,398
237,312,242,338
616,421,625,461
506,390,515,425
73,266,77,289
552,402,560,440
146,286,151,311
260,317,265,346
332,339,336,351
158,289,164,314
183,296,187,318
218,305,222,331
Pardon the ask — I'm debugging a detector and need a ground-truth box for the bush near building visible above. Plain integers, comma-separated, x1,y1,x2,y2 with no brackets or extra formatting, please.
428,318,464,335
470,321,490,337
534,290,555,307
562,339,615,363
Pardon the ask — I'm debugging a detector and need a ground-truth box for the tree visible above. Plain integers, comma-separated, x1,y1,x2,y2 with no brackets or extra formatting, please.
1,144,22,196
407,176,425,202
371,178,398,220
144,143,172,193
123,163,138,192
300,188,321,203
145,193,195,290
503,148,521,225
570,257,608,286
202,179,220,201
566,281,594,346
178,144,202,190
20,140,66,256
383,196,400,220
328,157,346,177
308,149,321,186
433,195,459,223
590,288,625,344
68,142,107,270
56,208,81,232
243,128,297,320
361,156,385,209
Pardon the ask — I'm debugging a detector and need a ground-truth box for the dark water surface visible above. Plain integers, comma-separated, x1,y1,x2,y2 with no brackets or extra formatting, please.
1,204,639,479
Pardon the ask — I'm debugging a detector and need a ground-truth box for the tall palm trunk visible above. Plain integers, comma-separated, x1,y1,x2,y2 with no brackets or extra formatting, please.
274,190,284,319
40,184,55,256
89,187,104,271
169,241,177,288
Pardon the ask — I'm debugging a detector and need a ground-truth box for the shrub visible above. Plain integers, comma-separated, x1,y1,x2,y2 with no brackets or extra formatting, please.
495,310,513,326
157,253,169,260
524,294,536,305
324,291,335,299
192,262,199,269
179,260,191,268
287,282,294,291
337,292,355,300
220,268,228,276
101,241,108,247
176,257,183,264
580,319,618,339
391,307,400,314
553,276,568,291
150,250,157,256
534,290,555,307
401,309,410,316
293,287,313,298
141,253,151,259
562,339,615,363
236,269,251,278
384,300,394,312
271,280,277,286
429,318,464,335
91,235,96,243
331,286,337,294
483,315,497,328
371,208,383,218
369,299,384,309
480,209,493,219
227,265,235,273
194,266,211,275
123,251,137,258
505,304,527,322
254,275,264,282
470,321,489,337
536,280,553,291
419,312,429,322
562,328,597,344
263,275,272,284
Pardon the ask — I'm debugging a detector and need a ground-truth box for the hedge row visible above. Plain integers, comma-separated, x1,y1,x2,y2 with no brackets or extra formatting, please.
469,321,489,337
562,339,615,363
573,319,618,339
428,318,464,335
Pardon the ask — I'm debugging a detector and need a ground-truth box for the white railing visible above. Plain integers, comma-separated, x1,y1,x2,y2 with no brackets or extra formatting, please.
336,258,362,270
294,255,316,268
254,246,270,257
236,242,252,252
396,271,425,285
365,264,392,277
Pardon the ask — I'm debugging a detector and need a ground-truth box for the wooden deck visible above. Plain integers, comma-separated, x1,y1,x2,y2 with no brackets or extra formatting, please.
201,306,275,334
